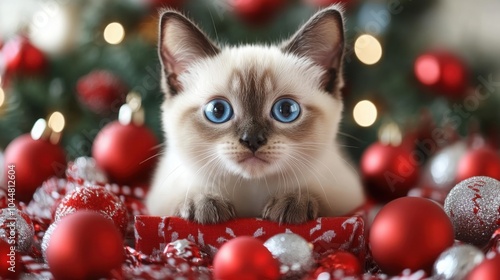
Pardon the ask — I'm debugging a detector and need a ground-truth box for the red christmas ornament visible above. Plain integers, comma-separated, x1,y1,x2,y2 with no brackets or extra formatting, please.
76,70,128,114
231,0,286,25
361,142,420,202
369,197,454,275
0,239,21,279
1,36,47,76
3,134,66,202
414,51,469,98
46,211,124,280
213,236,280,280
55,185,128,235
92,121,159,185
313,251,362,278
465,254,500,280
456,146,500,183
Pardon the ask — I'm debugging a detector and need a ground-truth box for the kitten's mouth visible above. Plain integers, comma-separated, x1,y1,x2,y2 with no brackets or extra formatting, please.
238,154,269,165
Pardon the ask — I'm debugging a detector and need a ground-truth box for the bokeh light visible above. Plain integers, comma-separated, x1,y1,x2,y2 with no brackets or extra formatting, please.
48,111,65,133
103,22,125,45
354,34,383,65
353,100,377,127
414,55,440,85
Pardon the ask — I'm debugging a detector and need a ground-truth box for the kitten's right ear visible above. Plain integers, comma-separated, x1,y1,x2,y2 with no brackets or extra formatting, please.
158,10,220,96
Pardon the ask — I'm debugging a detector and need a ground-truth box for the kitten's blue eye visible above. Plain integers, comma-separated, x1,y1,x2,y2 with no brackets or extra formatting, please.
204,99,233,123
272,98,301,123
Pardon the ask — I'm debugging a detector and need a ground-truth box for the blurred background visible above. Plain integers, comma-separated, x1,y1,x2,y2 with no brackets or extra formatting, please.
1,0,500,200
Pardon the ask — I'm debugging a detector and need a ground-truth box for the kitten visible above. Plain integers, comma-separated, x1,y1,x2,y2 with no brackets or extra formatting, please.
146,6,366,224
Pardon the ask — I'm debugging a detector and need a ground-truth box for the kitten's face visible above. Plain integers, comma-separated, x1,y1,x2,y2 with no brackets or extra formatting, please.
158,8,345,179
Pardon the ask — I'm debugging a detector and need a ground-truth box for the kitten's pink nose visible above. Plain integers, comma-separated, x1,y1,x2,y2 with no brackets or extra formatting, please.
239,132,267,153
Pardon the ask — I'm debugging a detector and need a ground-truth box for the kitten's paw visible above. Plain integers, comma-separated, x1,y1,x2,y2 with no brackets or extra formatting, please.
262,192,318,224
177,195,236,224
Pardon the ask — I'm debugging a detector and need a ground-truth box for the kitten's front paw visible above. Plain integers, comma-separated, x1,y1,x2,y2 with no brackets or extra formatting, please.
262,192,319,224
177,195,236,224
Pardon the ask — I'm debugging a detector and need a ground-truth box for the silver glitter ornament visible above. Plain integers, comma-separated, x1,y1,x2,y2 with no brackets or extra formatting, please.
66,157,108,184
433,244,484,280
0,208,35,252
41,221,59,260
444,176,500,246
263,233,313,278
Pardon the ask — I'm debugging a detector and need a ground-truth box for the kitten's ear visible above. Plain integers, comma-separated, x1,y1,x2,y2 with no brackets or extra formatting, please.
282,6,345,94
158,10,220,96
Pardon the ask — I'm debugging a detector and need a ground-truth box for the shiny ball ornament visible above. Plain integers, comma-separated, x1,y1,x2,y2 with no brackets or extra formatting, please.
465,254,500,280
361,142,420,202
444,176,500,246
213,236,280,280
4,134,66,202
370,197,454,275
92,121,159,185
41,221,58,260
45,211,124,280
421,141,468,192
0,208,34,252
455,146,500,183
0,239,21,279
55,185,128,235
1,36,47,76
76,70,128,114
263,233,314,278
433,245,484,280
313,251,362,278
66,156,108,184
231,0,286,25
414,51,469,99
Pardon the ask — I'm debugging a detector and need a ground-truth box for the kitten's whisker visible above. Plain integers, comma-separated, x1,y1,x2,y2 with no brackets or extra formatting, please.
337,131,366,144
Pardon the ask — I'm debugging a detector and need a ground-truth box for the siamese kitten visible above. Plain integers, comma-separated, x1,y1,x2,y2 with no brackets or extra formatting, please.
147,6,366,224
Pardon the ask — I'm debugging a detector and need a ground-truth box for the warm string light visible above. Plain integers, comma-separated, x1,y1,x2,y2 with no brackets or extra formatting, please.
354,34,383,65
48,111,65,133
103,22,125,45
353,100,377,127
378,122,402,146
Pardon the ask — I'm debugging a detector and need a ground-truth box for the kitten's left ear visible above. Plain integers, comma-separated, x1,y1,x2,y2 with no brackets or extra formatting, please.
282,6,345,94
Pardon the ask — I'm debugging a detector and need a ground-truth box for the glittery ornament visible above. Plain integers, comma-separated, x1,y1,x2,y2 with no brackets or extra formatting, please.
213,236,280,280
26,177,68,221
433,244,484,280
54,185,128,235
41,221,58,260
444,176,500,246
0,208,35,252
264,233,314,278
66,157,108,184
163,239,209,266
465,253,500,280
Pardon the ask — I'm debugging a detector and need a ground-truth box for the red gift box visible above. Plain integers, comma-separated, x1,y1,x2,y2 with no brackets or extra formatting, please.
135,216,366,263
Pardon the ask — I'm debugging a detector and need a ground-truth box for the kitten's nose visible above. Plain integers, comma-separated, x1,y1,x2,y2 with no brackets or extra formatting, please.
239,132,267,153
